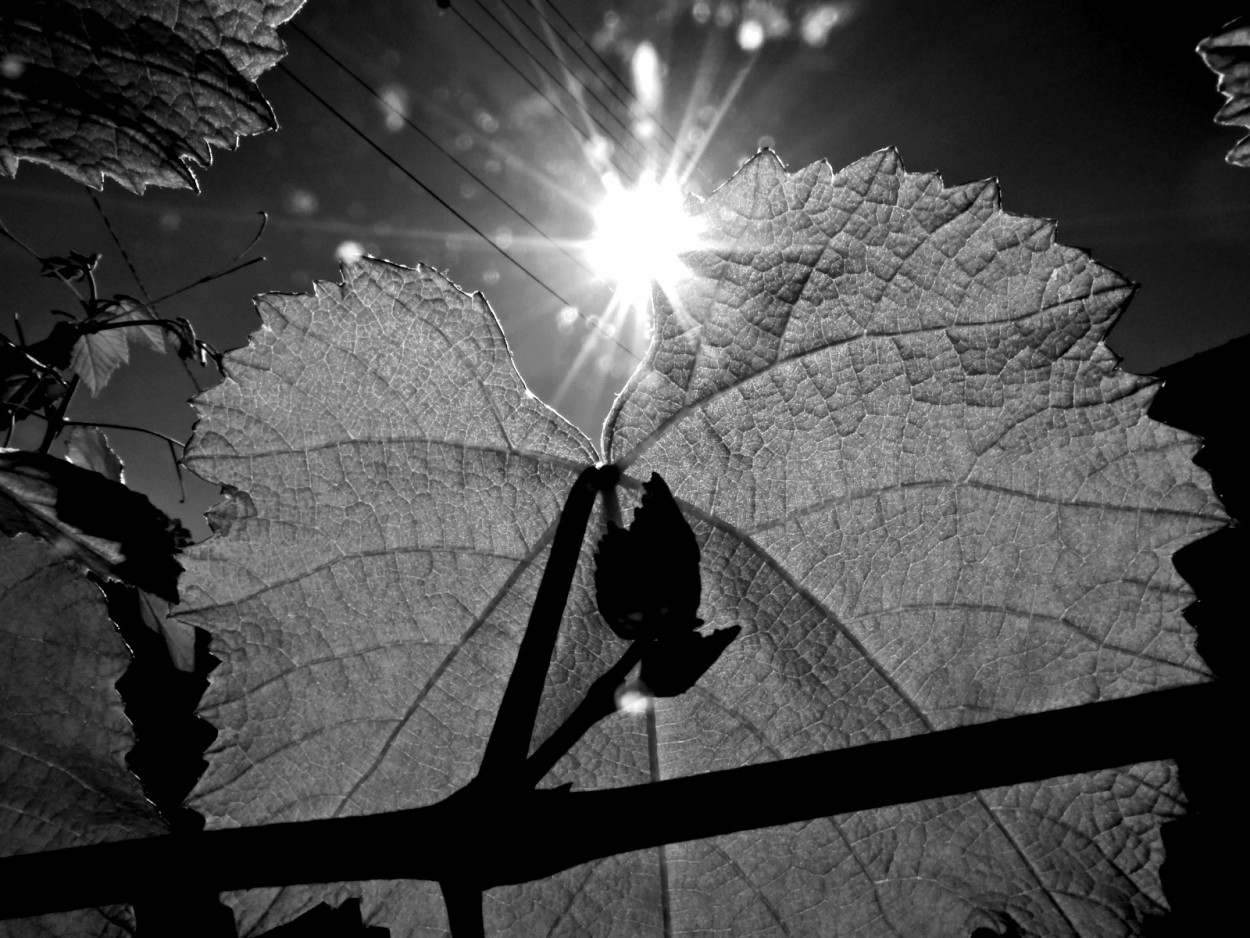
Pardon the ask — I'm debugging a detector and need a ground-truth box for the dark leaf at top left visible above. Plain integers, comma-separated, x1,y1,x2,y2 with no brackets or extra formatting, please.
0,0,306,193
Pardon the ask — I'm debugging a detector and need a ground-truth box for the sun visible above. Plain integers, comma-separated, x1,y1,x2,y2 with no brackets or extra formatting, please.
583,174,704,321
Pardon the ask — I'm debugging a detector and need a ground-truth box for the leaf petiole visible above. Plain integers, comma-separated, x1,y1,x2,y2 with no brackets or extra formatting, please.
476,462,619,783
521,639,647,790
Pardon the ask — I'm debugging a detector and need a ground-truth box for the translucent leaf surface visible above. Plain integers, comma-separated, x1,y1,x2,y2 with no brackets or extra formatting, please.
0,534,164,938
179,152,1225,936
179,258,599,931
109,299,167,354
0,0,305,193
71,326,130,396
1199,16,1250,168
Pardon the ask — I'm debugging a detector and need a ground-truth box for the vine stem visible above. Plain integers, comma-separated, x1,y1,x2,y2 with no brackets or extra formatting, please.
37,374,78,454
440,462,618,935
0,681,1219,920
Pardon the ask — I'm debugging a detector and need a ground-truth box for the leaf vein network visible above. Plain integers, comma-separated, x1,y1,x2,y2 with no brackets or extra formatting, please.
182,542,536,615
327,515,561,817
747,478,1219,538
616,288,1132,470
671,494,934,732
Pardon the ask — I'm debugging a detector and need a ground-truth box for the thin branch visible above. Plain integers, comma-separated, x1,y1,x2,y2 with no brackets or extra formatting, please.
86,187,150,303
226,211,269,265
521,639,645,789
38,375,78,454
61,420,189,501
145,256,265,307
61,420,185,449
0,681,1218,920
3,403,189,499
0,217,86,304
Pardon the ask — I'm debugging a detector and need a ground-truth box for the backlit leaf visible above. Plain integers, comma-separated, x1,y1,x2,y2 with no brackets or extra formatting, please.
69,299,172,394
178,152,1225,936
0,534,165,938
0,0,305,193
181,257,597,932
63,425,124,483
71,325,130,396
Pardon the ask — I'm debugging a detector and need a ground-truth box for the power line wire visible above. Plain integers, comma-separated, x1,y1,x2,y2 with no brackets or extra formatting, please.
449,4,645,179
516,0,682,155
85,187,212,393
86,187,150,303
277,62,639,361
484,0,676,167
542,3,650,110
289,20,600,282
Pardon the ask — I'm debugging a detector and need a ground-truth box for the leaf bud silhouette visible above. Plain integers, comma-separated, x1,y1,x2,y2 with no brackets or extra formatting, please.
594,472,701,640
639,623,742,698
594,472,740,695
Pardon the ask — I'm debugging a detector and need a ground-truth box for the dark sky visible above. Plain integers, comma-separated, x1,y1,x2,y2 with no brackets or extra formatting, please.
2,0,1248,538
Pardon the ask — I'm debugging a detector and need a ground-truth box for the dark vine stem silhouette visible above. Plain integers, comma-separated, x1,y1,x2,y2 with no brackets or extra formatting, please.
0,459,1224,934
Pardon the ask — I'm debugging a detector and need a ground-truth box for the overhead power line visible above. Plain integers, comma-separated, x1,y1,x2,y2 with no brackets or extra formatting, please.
449,4,645,179
479,0,676,168
276,62,640,361
289,20,599,282
517,0,682,155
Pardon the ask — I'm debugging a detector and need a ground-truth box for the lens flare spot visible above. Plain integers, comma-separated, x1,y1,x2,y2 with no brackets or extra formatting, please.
801,3,850,46
379,84,408,132
737,19,765,50
335,240,365,263
631,41,663,114
615,685,652,714
1,55,26,80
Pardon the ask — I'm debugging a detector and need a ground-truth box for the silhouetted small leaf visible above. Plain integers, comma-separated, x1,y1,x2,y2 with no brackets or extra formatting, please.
640,624,742,697
594,472,701,639
37,251,100,282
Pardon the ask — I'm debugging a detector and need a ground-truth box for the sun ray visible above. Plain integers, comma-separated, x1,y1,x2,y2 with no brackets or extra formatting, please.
677,52,758,190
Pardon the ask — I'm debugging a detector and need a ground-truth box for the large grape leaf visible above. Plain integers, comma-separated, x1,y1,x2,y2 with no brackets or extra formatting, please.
177,151,1225,936
0,534,165,938
0,0,305,193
